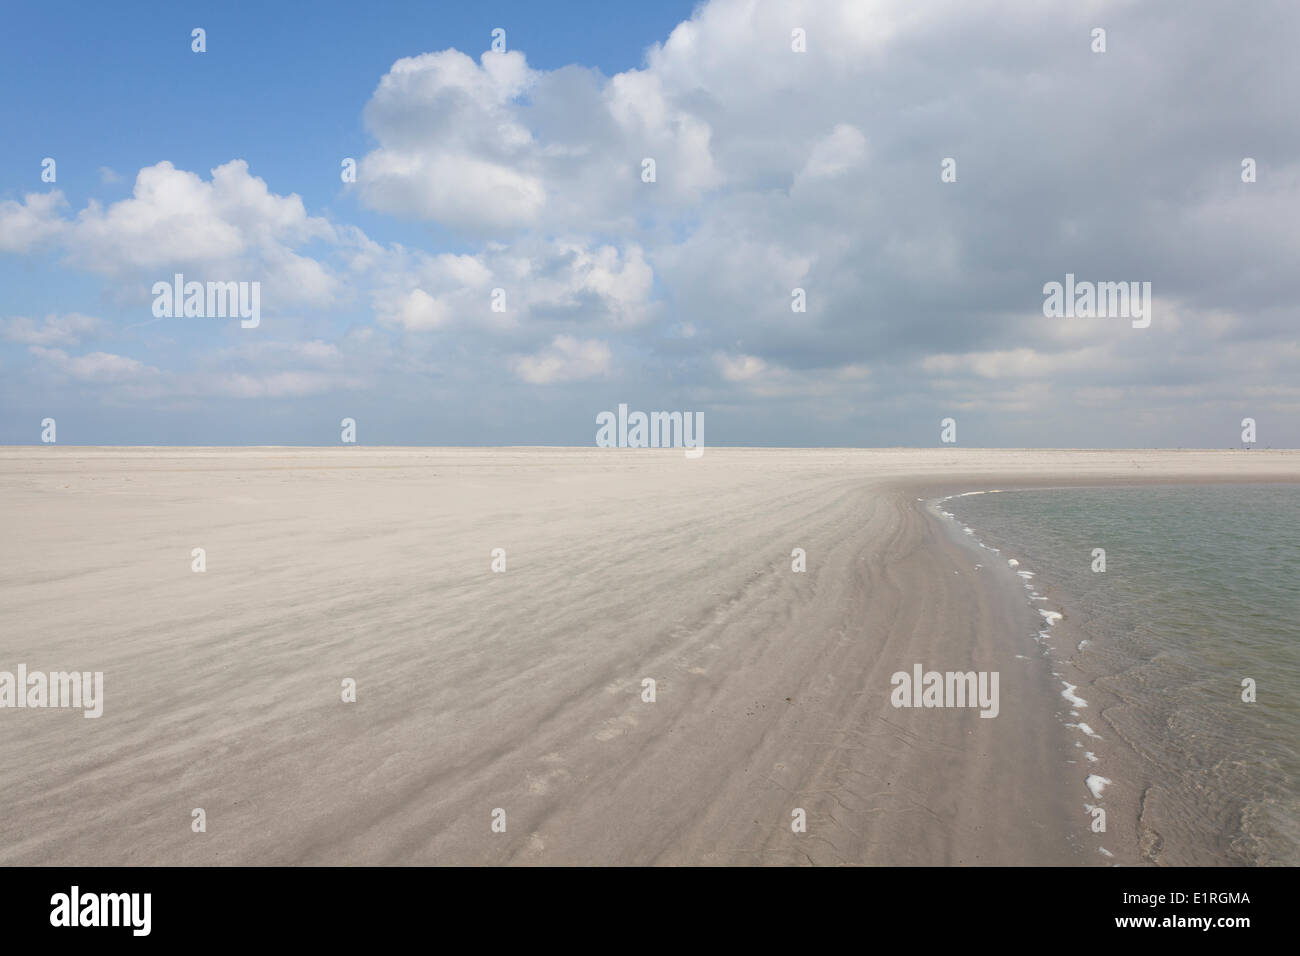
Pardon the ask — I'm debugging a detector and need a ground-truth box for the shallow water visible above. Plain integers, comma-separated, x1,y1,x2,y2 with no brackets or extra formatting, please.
947,483,1300,866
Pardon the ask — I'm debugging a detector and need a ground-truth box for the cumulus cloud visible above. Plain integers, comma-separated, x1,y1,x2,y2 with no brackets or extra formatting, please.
359,49,546,230
0,191,66,252
378,288,451,331
4,0,1300,445
356,44,723,234
796,124,868,183
511,335,612,384
5,162,345,310
69,161,332,272
368,237,656,335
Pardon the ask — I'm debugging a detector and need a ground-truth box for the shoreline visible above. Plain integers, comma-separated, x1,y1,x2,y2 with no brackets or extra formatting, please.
938,480,1300,867
933,489,1147,867
1,449,1297,865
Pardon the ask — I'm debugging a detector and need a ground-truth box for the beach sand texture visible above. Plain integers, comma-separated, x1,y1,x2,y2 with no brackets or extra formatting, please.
2,447,1296,865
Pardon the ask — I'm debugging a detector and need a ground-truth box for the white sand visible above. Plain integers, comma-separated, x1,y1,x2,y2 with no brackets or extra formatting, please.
1,447,1296,865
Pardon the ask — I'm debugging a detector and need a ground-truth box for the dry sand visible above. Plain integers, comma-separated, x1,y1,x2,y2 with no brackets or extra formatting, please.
1,447,1296,866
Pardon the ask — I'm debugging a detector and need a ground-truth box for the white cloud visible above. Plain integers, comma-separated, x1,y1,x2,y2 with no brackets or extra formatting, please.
4,0,1300,447
796,124,868,183
55,161,342,308
360,50,545,230
511,335,611,384
367,236,656,335
921,347,1115,380
210,370,360,399
28,346,155,384
379,288,451,331
0,191,66,252
1,313,100,347
716,353,768,382
210,339,343,367
356,42,725,233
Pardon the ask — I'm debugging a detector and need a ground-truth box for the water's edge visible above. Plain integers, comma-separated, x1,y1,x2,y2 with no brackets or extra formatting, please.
935,483,1300,867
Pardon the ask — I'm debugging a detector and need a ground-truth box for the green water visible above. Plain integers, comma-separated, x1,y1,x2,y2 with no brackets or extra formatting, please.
947,483,1300,866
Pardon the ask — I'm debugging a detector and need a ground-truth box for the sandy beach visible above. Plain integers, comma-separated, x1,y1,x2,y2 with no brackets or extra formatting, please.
1,447,1296,866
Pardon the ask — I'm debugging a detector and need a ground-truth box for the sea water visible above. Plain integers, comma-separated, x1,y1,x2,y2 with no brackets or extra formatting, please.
946,483,1300,866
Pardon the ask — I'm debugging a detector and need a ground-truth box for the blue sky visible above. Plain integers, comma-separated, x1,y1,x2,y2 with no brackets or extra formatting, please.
0,0,697,311
1,1,697,189
2,0,1298,446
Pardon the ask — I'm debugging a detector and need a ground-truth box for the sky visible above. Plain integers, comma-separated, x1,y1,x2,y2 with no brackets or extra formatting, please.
1,0,1297,447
